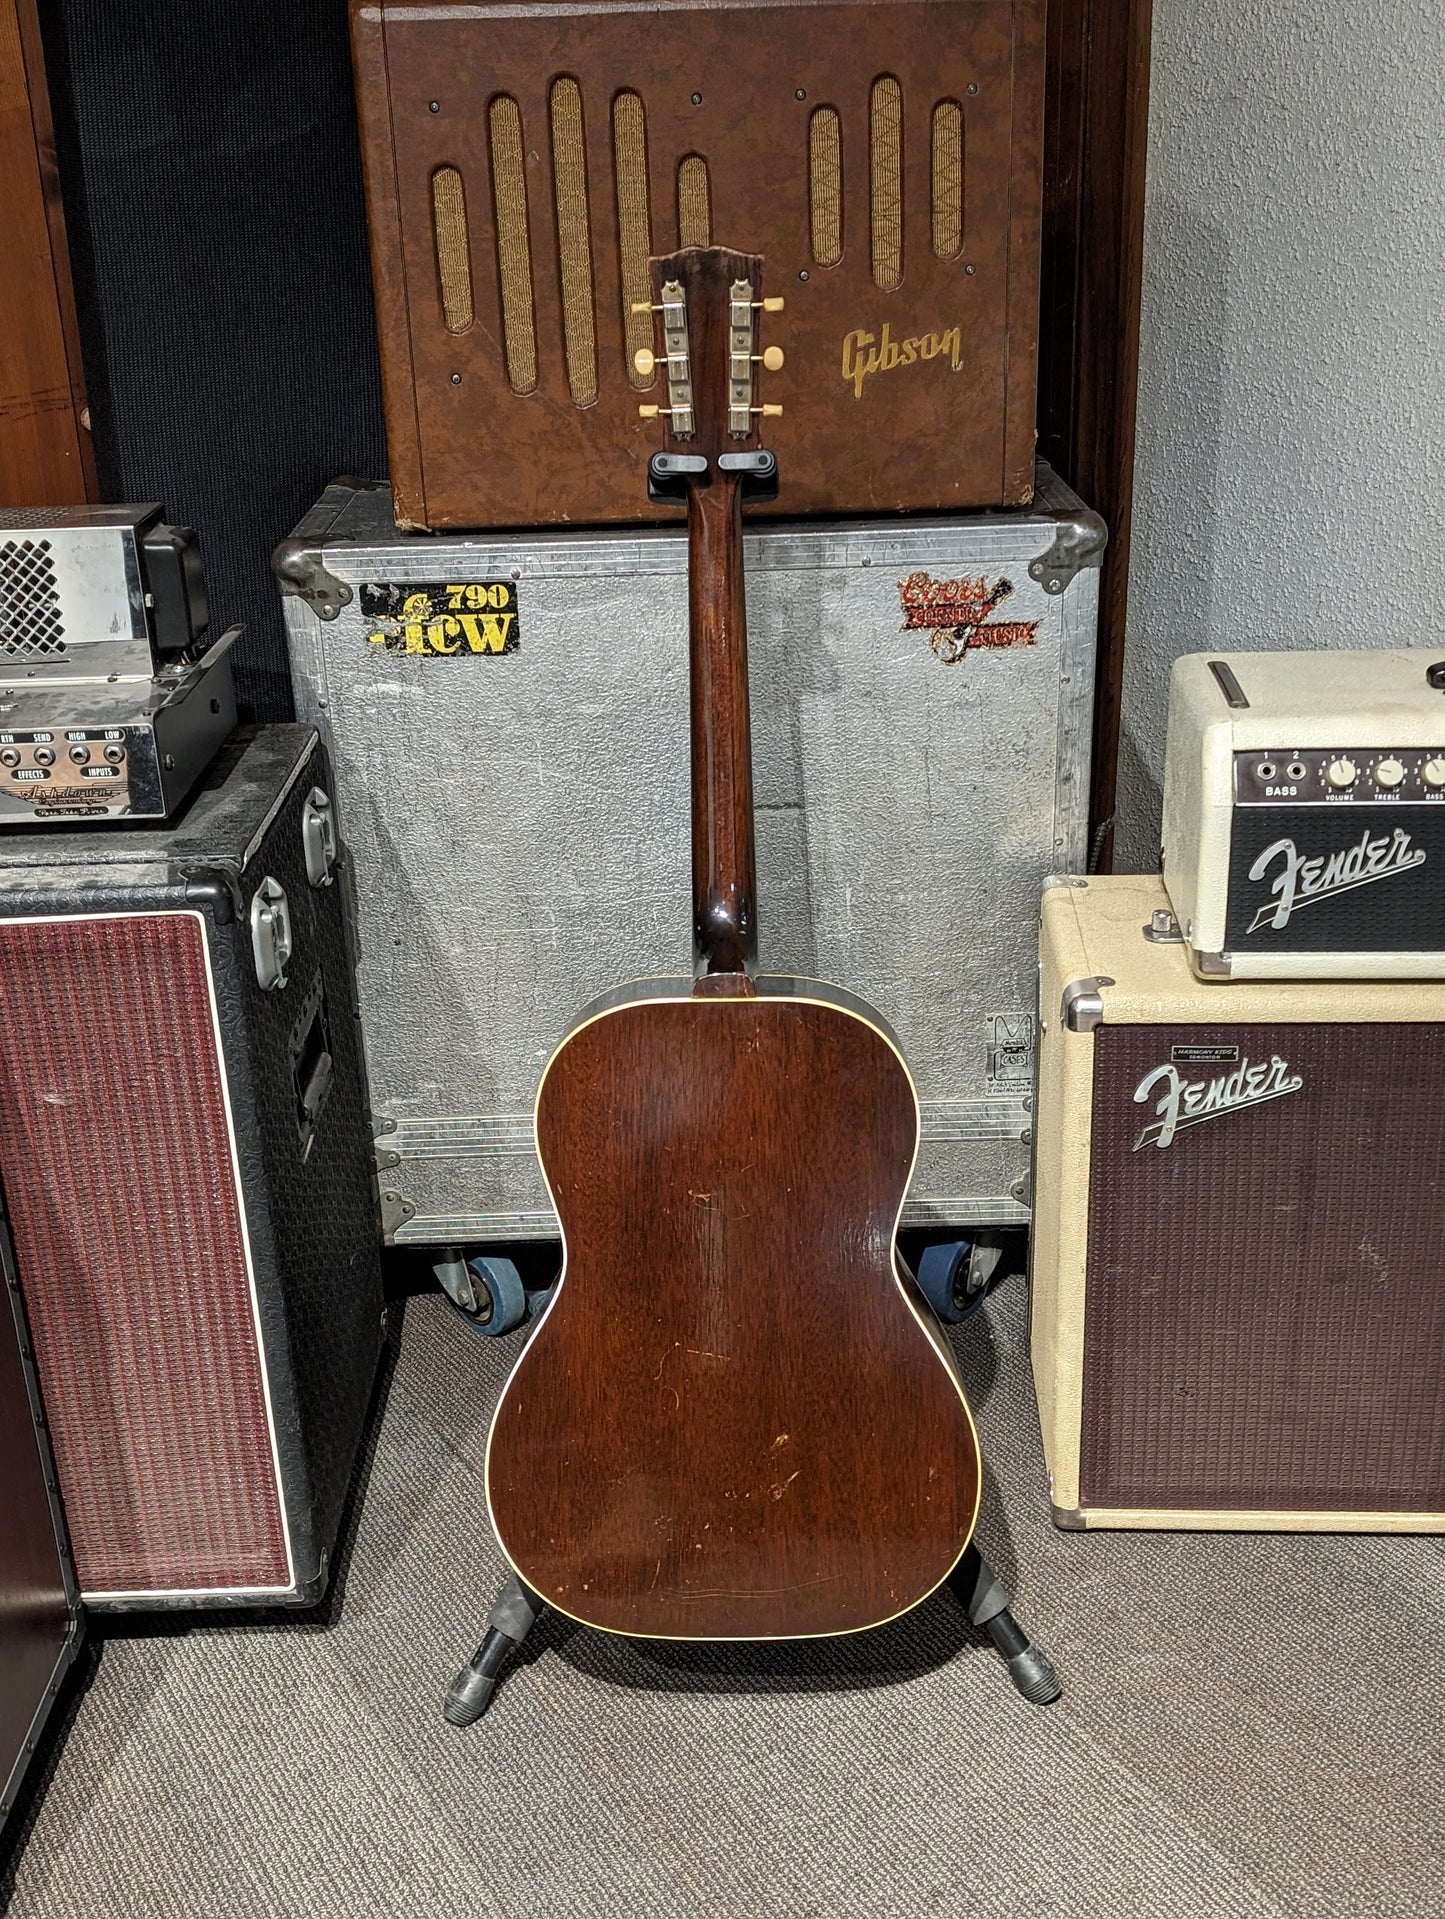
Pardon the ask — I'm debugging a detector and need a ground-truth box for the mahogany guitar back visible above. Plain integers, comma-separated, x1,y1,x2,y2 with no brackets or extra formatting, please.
486,983,981,1639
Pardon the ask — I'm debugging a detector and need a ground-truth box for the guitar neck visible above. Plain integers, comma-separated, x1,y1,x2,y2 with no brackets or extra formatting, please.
688,472,757,981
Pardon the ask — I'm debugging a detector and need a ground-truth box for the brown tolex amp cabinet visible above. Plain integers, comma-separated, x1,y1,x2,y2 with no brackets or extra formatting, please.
350,0,1044,530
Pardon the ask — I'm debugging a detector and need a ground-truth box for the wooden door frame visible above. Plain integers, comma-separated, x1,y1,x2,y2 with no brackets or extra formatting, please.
1038,0,1154,870
0,0,95,507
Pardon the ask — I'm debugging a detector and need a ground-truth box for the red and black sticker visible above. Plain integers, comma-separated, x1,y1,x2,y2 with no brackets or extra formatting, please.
361,581,519,656
898,571,1039,665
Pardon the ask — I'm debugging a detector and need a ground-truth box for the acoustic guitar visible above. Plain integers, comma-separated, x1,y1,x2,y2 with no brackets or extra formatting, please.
485,246,981,1640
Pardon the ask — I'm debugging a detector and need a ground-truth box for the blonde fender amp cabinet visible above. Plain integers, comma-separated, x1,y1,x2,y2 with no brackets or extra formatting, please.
0,728,384,1608
1031,874,1445,1533
1161,648,1445,979
349,0,1044,529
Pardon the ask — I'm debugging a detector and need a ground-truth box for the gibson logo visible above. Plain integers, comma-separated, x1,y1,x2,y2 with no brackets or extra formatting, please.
1247,826,1425,933
841,323,963,400
1132,1054,1303,1151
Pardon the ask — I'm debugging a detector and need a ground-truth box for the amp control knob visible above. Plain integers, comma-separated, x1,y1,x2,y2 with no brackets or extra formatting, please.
1326,758,1357,789
1423,757,1445,789
1374,757,1406,789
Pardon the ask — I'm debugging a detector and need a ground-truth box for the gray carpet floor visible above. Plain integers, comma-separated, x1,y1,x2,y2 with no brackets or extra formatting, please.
3,1279,1443,1918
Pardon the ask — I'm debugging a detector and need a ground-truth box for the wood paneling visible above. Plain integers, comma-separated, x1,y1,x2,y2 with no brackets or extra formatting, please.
1038,0,1154,868
0,0,94,507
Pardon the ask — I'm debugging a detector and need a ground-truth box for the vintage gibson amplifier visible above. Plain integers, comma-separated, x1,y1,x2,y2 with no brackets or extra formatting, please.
1031,873,1445,1533
350,0,1043,530
0,728,384,1609
1161,648,1445,979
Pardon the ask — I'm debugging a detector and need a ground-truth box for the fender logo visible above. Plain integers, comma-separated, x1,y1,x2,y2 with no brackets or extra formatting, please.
841,323,963,400
1133,1054,1303,1151
1246,826,1425,933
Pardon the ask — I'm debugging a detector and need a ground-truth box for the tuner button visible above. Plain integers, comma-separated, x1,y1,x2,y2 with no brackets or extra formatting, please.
1374,756,1405,789
1423,757,1445,788
633,347,657,378
629,301,654,315
637,404,661,419
1326,757,1357,789
761,345,785,371
760,296,785,313
759,403,783,418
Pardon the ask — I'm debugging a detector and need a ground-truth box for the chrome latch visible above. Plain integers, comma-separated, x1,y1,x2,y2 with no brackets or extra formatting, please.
301,786,338,887
250,877,293,991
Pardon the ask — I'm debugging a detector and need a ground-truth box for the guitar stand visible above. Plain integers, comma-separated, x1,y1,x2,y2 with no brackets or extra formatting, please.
443,1547,1059,1726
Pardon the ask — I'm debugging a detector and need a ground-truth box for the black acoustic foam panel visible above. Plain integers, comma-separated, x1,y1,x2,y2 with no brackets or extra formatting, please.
40,0,389,718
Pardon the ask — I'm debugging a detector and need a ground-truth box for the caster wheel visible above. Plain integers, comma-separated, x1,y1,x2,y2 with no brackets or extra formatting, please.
914,1239,975,1324
448,1256,529,1336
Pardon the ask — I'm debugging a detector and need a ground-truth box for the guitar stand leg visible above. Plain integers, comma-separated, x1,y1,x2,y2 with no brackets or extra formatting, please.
950,1544,1061,1705
443,1573,546,1727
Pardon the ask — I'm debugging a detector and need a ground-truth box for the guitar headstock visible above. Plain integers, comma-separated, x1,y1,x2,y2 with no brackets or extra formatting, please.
632,246,784,498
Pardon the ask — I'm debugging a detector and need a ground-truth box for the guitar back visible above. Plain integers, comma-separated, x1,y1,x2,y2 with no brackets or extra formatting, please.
486,982,981,1639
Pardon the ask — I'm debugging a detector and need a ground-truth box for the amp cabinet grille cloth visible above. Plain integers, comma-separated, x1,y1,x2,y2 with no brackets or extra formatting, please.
0,915,288,1593
1082,1021,1445,1512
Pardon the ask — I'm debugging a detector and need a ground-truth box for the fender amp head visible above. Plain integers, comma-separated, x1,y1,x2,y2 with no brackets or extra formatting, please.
1160,648,1445,979
0,728,384,1608
0,505,237,826
350,0,1043,530
1031,874,1445,1534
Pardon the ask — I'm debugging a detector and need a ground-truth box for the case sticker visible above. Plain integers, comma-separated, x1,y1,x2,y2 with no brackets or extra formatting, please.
899,572,1039,665
361,582,519,656
986,1011,1036,1093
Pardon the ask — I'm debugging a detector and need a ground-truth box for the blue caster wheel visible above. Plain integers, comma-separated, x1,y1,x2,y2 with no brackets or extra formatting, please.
433,1253,529,1336
913,1237,1005,1325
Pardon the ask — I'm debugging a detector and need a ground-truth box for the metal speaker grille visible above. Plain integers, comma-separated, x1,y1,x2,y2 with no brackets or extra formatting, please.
676,153,711,247
1082,1021,1445,1514
0,915,290,1595
0,540,66,658
550,78,598,407
613,91,654,389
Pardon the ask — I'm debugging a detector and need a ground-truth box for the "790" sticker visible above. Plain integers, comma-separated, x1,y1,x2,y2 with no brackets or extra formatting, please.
360,581,520,656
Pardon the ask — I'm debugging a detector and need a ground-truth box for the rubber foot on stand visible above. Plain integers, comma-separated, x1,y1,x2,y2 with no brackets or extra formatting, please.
443,1663,499,1726
1006,1644,1062,1705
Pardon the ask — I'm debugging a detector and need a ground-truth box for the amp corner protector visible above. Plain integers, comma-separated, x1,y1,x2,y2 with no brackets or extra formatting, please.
1060,975,1114,1033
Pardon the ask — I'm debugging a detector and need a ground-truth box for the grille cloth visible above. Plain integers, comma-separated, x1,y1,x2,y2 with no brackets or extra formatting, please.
0,915,288,1593
1082,1021,1445,1512
488,94,538,394
549,78,598,407
676,154,711,248
613,91,653,389
430,164,473,333
870,76,903,288
931,100,964,257
809,107,843,266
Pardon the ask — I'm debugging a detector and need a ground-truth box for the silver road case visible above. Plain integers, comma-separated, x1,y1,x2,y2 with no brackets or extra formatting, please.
276,467,1102,1245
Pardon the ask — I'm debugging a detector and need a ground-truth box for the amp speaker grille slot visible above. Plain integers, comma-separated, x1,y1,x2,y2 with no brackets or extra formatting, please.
677,154,711,247
931,100,964,258
613,91,654,388
488,94,538,394
870,76,903,289
0,540,66,657
809,107,843,266
431,165,474,332
550,78,598,407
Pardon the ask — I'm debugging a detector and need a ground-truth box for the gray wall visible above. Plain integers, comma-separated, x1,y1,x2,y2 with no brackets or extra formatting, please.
1115,0,1445,870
